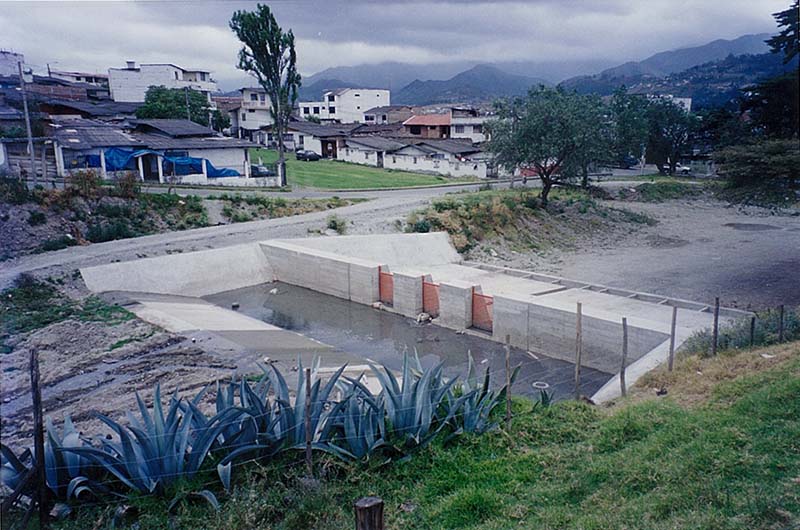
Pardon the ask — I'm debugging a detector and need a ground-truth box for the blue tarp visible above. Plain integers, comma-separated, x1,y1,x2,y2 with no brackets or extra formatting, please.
103,147,240,178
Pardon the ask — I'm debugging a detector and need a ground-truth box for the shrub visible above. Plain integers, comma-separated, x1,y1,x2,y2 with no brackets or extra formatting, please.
683,306,799,355
114,171,141,199
39,235,77,252
86,220,135,243
27,210,47,226
410,218,432,233
326,214,347,234
67,170,103,198
0,177,33,205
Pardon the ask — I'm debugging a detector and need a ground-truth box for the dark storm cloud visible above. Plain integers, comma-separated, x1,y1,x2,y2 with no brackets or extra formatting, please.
0,1,786,90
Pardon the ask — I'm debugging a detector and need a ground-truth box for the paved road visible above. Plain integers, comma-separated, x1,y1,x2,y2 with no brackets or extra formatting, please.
0,179,536,290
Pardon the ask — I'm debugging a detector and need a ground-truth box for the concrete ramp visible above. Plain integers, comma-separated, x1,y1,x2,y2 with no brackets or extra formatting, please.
81,243,274,297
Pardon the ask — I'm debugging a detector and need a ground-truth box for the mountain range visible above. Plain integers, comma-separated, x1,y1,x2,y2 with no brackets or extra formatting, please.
297,33,775,106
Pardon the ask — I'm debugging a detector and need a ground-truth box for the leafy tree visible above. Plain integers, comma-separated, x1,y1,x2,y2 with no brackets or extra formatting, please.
716,139,799,191
230,4,301,187
610,87,649,165
487,87,609,205
211,109,231,131
742,72,800,139
135,86,212,126
561,94,614,187
766,1,799,64
645,99,698,175
695,107,752,150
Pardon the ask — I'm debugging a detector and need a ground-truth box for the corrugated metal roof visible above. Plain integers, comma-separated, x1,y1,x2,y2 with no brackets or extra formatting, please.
345,136,408,151
132,119,216,137
51,120,144,149
130,132,256,150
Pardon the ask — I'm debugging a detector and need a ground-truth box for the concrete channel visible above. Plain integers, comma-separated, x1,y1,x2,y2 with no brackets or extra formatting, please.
80,232,751,402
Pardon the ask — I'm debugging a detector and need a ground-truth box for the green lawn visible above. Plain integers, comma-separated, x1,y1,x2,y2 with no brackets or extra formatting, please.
53,343,800,529
250,148,478,190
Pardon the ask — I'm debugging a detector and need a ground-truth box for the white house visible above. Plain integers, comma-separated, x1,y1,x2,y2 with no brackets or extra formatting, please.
0,50,32,82
108,61,218,104
341,136,407,167
49,70,108,87
298,88,390,123
231,87,274,143
450,107,490,143
384,140,488,178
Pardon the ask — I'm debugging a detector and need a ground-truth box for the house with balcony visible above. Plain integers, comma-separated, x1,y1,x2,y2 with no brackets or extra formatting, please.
450,107,490,143
108,61,218,104
298,88,390,123
230,87,274,143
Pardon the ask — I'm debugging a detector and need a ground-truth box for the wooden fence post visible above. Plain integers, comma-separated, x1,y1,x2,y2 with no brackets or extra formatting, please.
355,496,384,530
30,349,48,527
620,317,628,397
668,306,677,372
711,297,720,357
574,302,583,400
504,334,511,430
749,316,756,349
778,305,785,342
304,368,312,477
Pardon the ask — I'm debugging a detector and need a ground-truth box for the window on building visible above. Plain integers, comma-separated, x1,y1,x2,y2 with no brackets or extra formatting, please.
382,115,387,121
250,93,258,101
410,125,421,135
299,135,305,147
454,125,465,134
242,113,246,121
354,93,360,97
260,94,266,103
392,156,396,163
365,152,371,159
473,124,483,133
328,95,335,102
303,107,310,114
365,115,375,121
429,126,436,130
201,72,207,81
328,106,335,114
175,72,179,80
248,109,255,113
313,106,319,114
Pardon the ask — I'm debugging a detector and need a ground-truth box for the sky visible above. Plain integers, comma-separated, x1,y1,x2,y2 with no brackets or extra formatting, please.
0,0,788,90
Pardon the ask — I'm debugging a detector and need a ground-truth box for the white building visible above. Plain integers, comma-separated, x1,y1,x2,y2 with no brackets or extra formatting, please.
49,70,108,87
0,50,32,82
108,61,218,103
231,87,274,143
298,88,390,123
450,107,490,143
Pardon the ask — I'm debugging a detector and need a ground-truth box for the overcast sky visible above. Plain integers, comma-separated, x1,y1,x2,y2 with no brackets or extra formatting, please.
0,0,787,90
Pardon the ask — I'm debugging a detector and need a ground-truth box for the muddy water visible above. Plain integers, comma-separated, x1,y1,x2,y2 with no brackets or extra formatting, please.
205,282,612,401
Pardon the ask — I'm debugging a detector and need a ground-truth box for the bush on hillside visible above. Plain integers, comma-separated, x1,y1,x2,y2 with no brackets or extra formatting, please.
715,139,800,204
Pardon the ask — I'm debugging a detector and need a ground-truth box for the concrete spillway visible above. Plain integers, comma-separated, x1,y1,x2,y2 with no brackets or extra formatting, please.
81,232,751,402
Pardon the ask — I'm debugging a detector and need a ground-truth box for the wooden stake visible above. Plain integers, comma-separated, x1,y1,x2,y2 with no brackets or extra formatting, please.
30,349,48,527
749,316,756,349
574,302,583,400
18,61,36,187
668,306,677,372
504,334,511,430
304,368,312,477
711,297,720,357
354,496,384,530
620,318,628,397
778,305,785,342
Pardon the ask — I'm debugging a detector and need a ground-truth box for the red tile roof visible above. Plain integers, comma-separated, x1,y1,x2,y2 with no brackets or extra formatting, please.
403,114,450,126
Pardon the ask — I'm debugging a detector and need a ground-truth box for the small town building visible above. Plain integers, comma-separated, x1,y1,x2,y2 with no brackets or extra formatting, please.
298,88,390,123
108,61,218,104
363,105,414,124
231,87,274,142
341,136,407,167
48,70,108,87
384,139,488,178
38,99,141,122
450,107,490,143
403,113,451,139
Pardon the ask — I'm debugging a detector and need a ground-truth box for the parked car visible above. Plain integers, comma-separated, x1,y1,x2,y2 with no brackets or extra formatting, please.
674,163,692,175
296,150,321,161
250,164,276,177
618,155,640,169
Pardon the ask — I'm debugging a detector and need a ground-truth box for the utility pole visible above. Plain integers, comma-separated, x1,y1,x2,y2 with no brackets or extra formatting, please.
18,61,37,187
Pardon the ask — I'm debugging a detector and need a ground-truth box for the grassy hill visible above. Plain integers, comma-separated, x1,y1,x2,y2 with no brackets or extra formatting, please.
52,339,800,529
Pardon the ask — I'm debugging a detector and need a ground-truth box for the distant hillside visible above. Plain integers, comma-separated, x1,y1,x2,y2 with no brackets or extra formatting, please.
561,33,772,95
394,65,549,105
297,78,368,100
302,62,471,93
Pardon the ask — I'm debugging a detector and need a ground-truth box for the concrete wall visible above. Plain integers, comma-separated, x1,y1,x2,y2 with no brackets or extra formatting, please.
438,280,475,329
383,153,487,178
492,294,669,373
280,232,461,269
80,243,273,297
260,240,381,304
340,146,380,167
393,271,424,317
187,148,247,175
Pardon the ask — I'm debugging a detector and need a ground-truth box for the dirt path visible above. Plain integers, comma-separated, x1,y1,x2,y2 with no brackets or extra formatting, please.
492,198,800,309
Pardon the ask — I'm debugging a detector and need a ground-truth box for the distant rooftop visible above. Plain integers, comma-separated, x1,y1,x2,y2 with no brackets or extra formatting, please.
132,119,216,138
403,114,451,126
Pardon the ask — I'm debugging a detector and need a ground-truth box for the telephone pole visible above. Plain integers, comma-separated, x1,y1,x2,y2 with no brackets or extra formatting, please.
18,61,37,187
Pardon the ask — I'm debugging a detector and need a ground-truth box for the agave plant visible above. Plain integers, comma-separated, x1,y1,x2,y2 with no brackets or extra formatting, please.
63,384,237,501
327,375,386,461
371,354,471,453
450,353,519,437
0,415,101,500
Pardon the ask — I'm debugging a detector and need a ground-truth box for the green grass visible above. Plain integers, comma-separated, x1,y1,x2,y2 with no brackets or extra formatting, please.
619,181,706,202
0,276,133,352
50,345,800,530
251,148,478,189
